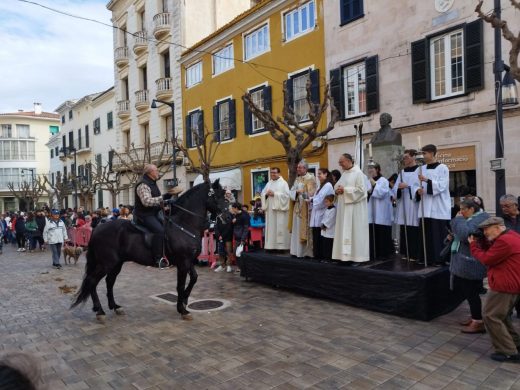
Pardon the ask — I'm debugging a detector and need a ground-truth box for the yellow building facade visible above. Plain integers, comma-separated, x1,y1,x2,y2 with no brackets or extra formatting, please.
180,0,327,202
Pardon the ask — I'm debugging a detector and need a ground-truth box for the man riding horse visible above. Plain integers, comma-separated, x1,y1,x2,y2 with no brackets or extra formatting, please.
134,164,182,264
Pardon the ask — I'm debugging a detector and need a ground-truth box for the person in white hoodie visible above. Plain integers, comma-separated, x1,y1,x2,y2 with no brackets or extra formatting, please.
43,209,68,269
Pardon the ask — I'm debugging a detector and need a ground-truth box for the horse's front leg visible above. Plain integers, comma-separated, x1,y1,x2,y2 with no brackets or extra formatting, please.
106,261,125,315
176,266,191,320
183,262,198,307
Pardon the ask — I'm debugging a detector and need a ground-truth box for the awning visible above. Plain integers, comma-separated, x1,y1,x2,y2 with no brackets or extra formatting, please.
193,168,242,191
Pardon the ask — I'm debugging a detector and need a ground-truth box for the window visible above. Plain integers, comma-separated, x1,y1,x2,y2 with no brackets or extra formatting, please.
107,112,113,129
186,62,202,88
185,110,203,148
284,1,315,41
340,0,364,26
244,85,272,134
61,115,65,124
213,99,236,141
163,50,170,78
16,124,30,138
330,56,378,119
0,141,35,160
292,73,310,121
51,149,54,159
244,24,270,61
51,172,55,186
411,20,483,104
430,30,464,100
78,128,82,150
68,110,73,120
85,125,89,148
1,124,12,138
49,125,59,135
213,44,234,75
93,118,101,134
55,146,59,157
343,62,366,117
69,131,74,149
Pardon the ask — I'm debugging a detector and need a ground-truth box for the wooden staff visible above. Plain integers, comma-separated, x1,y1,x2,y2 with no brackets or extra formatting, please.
416,151,428,267
367,157,377,261
396,159,410,263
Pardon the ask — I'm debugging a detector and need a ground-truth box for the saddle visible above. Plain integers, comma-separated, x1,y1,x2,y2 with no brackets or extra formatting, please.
131,219,155,249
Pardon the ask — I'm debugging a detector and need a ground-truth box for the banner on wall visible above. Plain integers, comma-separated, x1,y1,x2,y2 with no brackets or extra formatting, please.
437,146,476,172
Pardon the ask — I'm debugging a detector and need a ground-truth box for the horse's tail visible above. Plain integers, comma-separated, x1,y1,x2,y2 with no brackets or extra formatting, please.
70,245,98,309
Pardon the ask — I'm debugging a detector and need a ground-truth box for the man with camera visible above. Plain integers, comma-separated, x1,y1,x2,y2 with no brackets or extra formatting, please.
469,216,520,363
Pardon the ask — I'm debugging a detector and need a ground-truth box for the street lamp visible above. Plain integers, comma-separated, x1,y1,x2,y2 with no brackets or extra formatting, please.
151,99,178,188
20,168,35,184
60,146,78,210
493,0,519,215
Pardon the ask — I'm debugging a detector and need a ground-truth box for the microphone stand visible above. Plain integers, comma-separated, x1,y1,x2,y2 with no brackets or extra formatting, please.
416,151,428,267
367,157,377,261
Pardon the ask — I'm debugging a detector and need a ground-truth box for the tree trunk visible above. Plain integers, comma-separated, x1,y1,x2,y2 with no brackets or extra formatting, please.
287,150,302,188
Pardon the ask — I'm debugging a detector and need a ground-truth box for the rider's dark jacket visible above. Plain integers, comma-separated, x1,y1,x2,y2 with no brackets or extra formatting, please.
134,174,166,219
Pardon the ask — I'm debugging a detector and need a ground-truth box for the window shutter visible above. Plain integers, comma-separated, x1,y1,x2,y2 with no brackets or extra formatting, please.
411,38,429,103
85,125,89,148
108,150,114,172
365,55,379,114
263,85,272,113
229,99,236,139
284,78,294,111
198,110,204,144
329,68,344,118
213,105,220,142
310,69,320,105
185,115,192,147
465,19,484,93
340,0,363,25
243,97,252,135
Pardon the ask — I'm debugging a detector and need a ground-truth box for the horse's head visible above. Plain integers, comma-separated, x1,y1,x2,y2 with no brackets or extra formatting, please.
206,179,227,215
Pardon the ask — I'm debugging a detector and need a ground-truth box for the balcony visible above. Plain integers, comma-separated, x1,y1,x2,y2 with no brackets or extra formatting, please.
155,77,173,100
73,139,91,154
114,46,129,68
135,90,149,111
133,31,147,55
112,141,174,171
153,13,171,39
117,100,130,119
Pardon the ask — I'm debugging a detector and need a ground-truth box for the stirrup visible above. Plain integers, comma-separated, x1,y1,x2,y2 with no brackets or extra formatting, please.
157,257,170,269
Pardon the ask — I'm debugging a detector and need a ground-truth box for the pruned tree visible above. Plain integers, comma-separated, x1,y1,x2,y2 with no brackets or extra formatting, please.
173,126,221,183
243,75,339,187
90,159,132,208
7,176,46,211
41,173,71,210
476,0,520,81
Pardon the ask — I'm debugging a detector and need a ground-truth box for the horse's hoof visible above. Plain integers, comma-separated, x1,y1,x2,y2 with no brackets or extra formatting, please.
114,308,126,316
96,314,106,323
181,314,193,321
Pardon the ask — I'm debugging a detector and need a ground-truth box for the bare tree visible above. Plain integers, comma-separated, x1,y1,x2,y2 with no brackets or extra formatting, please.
173,127,221,182
7,176,46,211
243,76,339,187
90,160,132,208
40,173,71,210
476,0,520,81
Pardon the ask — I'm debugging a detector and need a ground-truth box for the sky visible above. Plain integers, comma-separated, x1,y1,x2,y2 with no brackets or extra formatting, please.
0,0,114,114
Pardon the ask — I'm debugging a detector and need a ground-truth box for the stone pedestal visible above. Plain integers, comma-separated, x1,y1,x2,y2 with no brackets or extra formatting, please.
364,144,404,178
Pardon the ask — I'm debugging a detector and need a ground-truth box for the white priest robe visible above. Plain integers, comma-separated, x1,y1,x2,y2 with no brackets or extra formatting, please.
391,166,420,227
332,165,370,262
413,162,451,220
289,172,316,257
261,177,290,250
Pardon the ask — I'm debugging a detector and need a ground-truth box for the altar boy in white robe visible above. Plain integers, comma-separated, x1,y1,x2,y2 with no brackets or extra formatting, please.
261,167,290,251
332,153,370,264
392,149,421,260
367,163,394,260
414,144,451,266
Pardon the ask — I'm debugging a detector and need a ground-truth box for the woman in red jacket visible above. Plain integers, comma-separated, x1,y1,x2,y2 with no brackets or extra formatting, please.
469,216,520,363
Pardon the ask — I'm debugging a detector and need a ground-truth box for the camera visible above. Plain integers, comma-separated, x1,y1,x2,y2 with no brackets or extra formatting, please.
469,229,485,240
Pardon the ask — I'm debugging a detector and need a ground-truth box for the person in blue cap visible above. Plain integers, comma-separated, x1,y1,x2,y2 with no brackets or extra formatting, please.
110,208,120,221
43,209,68,269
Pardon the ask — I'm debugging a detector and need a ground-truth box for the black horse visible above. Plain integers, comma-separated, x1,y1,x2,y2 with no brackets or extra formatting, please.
71,180,227,321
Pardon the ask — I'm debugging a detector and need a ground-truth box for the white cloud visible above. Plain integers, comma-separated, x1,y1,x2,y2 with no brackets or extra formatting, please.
0,0,114,113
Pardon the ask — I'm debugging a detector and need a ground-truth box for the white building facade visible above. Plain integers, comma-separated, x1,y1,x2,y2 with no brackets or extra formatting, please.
0,104,59,212
107,0,254,202
324,0,520,215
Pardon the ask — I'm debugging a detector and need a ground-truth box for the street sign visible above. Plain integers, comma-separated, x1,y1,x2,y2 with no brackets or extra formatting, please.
490,158,505,171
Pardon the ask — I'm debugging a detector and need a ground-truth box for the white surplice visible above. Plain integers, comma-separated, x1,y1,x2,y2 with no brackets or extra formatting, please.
367,176,393,226
391,166,420,226
261,177,291,250
332,165,370,262
413,162,451,220
309,182,335,228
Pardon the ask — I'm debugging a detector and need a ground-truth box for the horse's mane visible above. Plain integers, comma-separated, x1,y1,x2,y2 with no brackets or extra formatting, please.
174,181,210,208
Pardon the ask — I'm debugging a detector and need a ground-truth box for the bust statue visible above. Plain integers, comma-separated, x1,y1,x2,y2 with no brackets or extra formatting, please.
370,113,402,146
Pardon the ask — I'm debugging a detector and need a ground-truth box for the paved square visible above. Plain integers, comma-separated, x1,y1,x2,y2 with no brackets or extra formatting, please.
0,244,519,389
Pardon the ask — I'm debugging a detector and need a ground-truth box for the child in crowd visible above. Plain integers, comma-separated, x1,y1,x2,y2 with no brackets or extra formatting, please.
231,202,250,273
320,194,336,261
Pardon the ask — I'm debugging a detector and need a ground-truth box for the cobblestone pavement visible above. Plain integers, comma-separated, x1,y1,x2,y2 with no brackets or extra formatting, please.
1,243,519,390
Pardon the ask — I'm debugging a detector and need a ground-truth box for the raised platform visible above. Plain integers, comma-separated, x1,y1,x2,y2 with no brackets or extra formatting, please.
240,252,463,321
